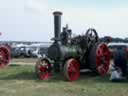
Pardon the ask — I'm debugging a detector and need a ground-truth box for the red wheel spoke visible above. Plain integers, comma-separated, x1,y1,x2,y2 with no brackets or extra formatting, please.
101,67,106,75
68,66,73,73
2,59,8,63
68,65,77,73
97,64,103,72
104,52,108,55
97,49,103,57
4,54,9,56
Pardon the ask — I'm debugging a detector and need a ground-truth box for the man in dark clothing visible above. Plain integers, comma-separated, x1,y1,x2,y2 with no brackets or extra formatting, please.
114,47,127,77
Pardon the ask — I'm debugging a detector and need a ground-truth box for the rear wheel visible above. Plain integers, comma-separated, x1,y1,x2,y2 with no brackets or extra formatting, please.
35,58,52,80
88,43,110,76
64,59,80,81
0,45,10,68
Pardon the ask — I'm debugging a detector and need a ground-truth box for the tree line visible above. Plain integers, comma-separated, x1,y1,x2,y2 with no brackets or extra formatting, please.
100,36,128,43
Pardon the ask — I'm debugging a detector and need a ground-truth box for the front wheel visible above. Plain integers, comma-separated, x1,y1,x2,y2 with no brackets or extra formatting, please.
35,58,52,80
64,59,80,81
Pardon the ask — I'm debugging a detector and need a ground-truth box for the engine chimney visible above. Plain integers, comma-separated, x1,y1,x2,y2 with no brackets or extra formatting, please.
53,11,62,42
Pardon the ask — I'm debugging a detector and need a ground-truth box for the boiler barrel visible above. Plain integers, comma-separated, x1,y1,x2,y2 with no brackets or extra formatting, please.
48,43,81,61
60,45,81,59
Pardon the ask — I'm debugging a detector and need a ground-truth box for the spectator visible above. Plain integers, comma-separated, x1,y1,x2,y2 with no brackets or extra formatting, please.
110,67,126,82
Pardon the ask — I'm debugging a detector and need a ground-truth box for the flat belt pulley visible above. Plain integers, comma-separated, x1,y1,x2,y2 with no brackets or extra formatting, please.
85,28,99,49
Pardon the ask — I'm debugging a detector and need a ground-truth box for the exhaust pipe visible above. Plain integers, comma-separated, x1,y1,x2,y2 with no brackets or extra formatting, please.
53,11,62,43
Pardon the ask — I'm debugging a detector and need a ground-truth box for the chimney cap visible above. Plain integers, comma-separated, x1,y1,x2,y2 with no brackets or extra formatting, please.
53,11,63,16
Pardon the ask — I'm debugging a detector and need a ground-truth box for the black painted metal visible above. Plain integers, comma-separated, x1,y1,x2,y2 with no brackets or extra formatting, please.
53,11,62,42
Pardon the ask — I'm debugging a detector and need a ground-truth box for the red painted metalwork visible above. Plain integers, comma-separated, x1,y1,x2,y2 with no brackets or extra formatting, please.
36,59,52,80
96,43,110,76
0,45,11,68
64,59,80,81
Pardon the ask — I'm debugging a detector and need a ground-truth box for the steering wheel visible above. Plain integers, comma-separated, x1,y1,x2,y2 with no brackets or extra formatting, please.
85,28,99,48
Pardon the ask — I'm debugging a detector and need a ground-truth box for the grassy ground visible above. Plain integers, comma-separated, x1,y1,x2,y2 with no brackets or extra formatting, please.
11,58,37,65
0,65,128,96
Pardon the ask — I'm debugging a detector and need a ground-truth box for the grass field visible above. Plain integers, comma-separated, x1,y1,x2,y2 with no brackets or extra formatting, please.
0,59,128,96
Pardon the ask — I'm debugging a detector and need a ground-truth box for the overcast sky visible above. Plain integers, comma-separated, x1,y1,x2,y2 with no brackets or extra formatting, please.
0,0,128,41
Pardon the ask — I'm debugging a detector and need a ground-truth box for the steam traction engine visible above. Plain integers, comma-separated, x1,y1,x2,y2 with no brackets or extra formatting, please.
35,11,110,81
0,38,11,68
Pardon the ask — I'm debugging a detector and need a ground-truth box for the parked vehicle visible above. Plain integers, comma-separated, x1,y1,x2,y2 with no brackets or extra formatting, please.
11,46,31,58
11,47,19,57
108,43,128,58
19,46,31,57
29,47,49,58
29,43,51,58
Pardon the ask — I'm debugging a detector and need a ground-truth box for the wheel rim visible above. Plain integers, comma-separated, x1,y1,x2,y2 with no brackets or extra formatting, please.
36,59,52,80
64,59,80,81
96,43,110,76
0,46,10,68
